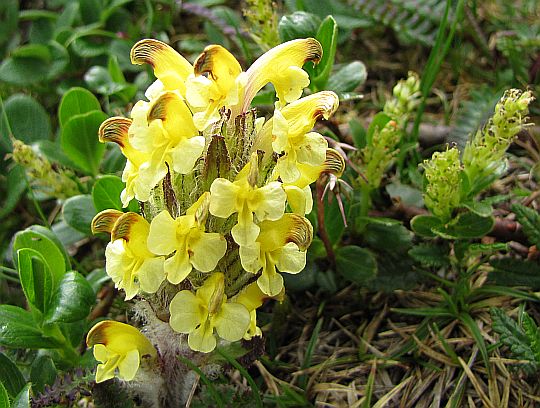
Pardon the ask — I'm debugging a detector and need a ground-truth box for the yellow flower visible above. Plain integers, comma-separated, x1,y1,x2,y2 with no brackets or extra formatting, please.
128,91,205,181
147,193,227,284
98,117,152,206
209,154,286,246
186,38,323,130
86,320,157,383
256,91,339,183
169,273,250,353
130,39,193,96
240,213,313,296
283,148,346,214
92,210,165,300
235,282,283,340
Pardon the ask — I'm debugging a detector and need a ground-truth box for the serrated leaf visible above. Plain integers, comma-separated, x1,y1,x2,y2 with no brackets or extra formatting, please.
489,258,540,289
62,195,97,235
0,352,26,398
408,243,450,267
45,271,95,323
61,110,107,175
58,87,101,128
512,203,540,247
0,382,9,408
0,305,61,349
491,307,537,371
335,245,377,284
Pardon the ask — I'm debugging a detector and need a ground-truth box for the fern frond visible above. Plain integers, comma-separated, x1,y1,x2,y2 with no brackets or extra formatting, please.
349,0,449,46
512,203,540,247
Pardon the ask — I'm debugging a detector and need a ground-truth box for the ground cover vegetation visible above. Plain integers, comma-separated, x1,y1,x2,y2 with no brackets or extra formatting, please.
1,0,540,406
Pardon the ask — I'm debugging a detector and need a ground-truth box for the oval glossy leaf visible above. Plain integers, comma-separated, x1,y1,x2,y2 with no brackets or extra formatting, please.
1,94,51,145
0,352,26,398
278,12,321,42
92,175,124,211
0,305,61,349
62,194,97,235
410,215,442,238
11,383,31,408
17,248,53,314
45,271,95,323
462,200,493,218
58,87,101,127
327,61,367,93
13,228,68,286
311,15,338,88
61,110,107,175
335,245,377,284
432,212,495,239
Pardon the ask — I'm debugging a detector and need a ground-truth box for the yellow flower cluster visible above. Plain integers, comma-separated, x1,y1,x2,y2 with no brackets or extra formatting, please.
88,37,344,381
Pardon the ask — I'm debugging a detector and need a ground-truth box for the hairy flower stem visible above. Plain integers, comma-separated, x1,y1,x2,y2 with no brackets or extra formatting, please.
316,176,336,267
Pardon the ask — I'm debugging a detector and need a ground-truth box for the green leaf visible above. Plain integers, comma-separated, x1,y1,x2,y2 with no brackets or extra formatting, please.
30,354,57,394
58,87,102,128
61,110,108,175
79,0,102,24
0,0,18,49
278,12,321,42
410,215,442,238
408,243,450,267
432,212,494,239
17,249,53,313
1,94,51,145
84,65,136,100
491,308,537,372
360,217,413,254
45,271,95,323
13,228,68,286
11,383,31,408
335,245,377,284
0,165,26,219
108,54,126,84
0,382,9,408
386,181,424,208
92,175,124,211
62,195,97,235
0,352,26,398
327,61,367,93
86,268,111,294
348,119,366,149
322,192,349,245
0,305,61,349
311,15,338,89
489,258,540,289
512,203,540,247
462,200,493,218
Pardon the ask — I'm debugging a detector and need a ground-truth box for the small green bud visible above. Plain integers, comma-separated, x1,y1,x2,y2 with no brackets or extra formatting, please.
384,71,421,120
463,89,534,191
422,147,461,221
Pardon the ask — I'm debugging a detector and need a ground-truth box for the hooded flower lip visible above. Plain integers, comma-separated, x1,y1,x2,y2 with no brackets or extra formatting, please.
147,193,227,285
209,154,287,247
87,320,157,383
130,39,193,95
240,213,313,296
186,38,323,131
99,117,153,206
254,91,339,183
169,273,250,353
96,212,165,300
282,148,346,215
